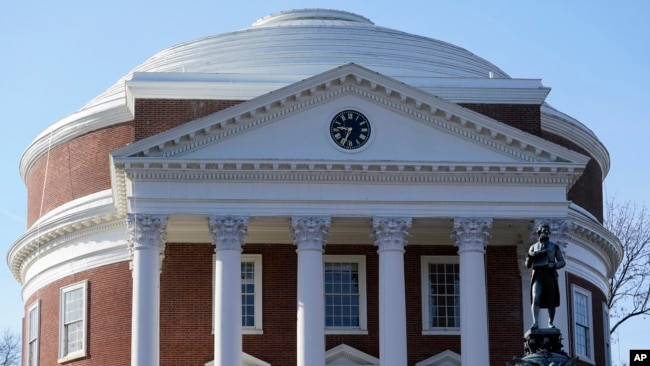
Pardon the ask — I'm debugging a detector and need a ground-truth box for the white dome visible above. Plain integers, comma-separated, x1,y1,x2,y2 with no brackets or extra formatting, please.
80,9,508,113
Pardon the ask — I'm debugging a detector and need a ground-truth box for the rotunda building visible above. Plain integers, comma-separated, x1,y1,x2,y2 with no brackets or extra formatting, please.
8,9,620,366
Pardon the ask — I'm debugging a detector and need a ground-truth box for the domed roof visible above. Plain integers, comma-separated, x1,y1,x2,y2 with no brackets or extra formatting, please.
80,9,508,112
23,9,608,182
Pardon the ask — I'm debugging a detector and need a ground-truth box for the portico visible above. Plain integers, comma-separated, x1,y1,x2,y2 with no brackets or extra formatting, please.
111,64,589,366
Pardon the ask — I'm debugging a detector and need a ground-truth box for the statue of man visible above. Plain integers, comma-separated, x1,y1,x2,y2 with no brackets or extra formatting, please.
525,224,566,329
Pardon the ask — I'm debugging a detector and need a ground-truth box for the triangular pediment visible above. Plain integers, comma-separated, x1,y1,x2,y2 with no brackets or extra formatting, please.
415,350,461,366
112,63,587,167
325,344,379,365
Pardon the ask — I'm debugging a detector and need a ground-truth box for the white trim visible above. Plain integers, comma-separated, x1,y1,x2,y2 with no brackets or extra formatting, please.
58,280,88,363
241,254,263,334
26,300,40,366
541,104,610,178
602,302,612,366
415,350,461,366
323,255,368,334
325,344,379,365
205,352,271,366
571,284,595,364
420,256,461,335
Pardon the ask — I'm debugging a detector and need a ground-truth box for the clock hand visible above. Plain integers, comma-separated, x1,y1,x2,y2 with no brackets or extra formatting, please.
340,128,352,145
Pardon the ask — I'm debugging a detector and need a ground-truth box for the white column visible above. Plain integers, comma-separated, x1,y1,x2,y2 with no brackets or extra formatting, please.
291,216,331,366
127,214,168,366
209,216,249,366
372,217,412,366
452,217,492,366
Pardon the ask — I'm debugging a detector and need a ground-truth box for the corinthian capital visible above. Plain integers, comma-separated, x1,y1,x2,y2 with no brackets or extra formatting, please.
209,216,249,252
371,217,412,253
452,217,492,253
291,216,331,252
126,214,168,270
127,214,168,251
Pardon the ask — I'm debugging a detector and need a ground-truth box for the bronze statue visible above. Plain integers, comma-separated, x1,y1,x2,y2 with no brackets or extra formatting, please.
525,224,565,329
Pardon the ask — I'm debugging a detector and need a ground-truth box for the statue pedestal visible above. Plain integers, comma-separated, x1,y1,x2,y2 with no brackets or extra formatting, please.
507,328,577,366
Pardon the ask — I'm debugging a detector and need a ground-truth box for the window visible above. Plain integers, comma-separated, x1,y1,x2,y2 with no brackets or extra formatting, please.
59,281,87,362
27,301,40,366
212,255,263,334
324,255,367,334
241,254,263,333
421,256,460,334
572,285,594,363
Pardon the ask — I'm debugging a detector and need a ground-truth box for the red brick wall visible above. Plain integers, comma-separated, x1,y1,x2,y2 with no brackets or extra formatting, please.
159,243,525,364
486,245,524,365
566,272,608,366
160,243,214,365
405,245,461,364
24,243,525,365
133,99,243,141
460,103,542,135
243,244,298,365
23,262,132,366
25,123,134,226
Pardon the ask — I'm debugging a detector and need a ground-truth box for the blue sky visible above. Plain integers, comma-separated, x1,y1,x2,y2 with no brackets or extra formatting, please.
1,1,648,364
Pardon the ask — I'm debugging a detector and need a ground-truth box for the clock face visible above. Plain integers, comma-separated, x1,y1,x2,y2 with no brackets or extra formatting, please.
329,110,372,150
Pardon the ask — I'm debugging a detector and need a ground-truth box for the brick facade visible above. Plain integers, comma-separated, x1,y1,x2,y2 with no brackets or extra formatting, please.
162,242,520,364
133,99,244,141
25,123,134,226
460,103,542,136
23,262,132,366
486,246,525,365
23,241,608,365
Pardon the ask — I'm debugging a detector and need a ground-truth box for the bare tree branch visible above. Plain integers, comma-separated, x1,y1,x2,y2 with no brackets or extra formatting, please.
605,197,650,335
0,328,20,366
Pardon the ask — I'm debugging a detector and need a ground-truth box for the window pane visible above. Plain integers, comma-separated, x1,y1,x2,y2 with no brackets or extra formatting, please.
65,320,83,354
28,307,38,341
325,261,360,328
29,340,38,366
241,261,256,327
574,291,591,358
428,262,460,328
64,288,84,324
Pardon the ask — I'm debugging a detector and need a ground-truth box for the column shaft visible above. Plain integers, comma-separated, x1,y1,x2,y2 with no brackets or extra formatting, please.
291,216,330,366
127,214,167,366
452,217,492,366
372,217,411,366
209,216,249,366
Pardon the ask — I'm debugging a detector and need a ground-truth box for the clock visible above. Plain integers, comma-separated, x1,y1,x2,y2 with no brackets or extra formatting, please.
329,110,372,150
